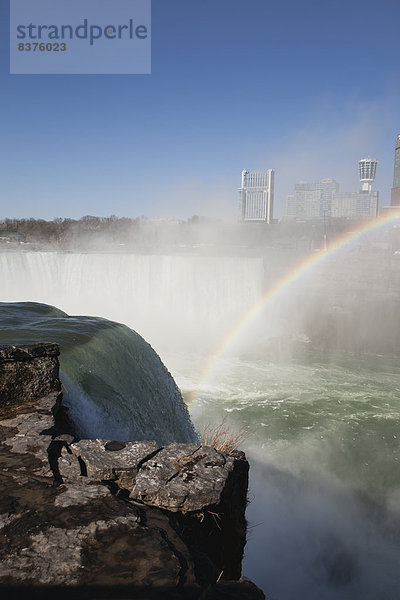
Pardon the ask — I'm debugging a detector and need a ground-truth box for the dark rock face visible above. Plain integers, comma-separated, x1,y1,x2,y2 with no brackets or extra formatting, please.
130,443,249,580
0,343,61,418
0,343,264,599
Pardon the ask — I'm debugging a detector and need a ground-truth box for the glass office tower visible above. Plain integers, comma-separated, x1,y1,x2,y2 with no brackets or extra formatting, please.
391,135,400,207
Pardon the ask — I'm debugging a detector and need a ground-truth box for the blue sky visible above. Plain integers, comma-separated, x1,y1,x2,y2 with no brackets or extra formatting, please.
0,0,399,220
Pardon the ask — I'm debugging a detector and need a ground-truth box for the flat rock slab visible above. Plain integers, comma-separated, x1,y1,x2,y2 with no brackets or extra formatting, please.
130,443,236,513
0,497,186,588
67,439,159,486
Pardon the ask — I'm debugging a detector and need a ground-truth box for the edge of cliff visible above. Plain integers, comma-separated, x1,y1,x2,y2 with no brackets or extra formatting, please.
0,343,265,599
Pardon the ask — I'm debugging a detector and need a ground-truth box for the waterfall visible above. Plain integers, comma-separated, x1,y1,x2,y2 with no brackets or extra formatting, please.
0,301,198,445
0,251,265,350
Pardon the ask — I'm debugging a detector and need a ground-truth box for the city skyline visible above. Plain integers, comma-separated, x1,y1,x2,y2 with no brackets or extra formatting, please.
286,157,379,221
0,0,399,220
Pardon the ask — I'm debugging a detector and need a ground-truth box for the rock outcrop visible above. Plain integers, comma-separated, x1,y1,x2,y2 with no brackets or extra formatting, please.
0,343,60,417
0,343,264,599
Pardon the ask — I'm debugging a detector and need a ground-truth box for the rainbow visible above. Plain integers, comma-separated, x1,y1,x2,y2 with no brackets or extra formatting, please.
193,212,400,401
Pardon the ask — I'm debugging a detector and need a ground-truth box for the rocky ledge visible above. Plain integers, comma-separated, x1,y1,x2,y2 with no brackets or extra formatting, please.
0,343,264,599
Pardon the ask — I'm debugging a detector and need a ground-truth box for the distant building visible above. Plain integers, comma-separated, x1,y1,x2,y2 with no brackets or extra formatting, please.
286,159,378,221
286,179,338,220
358,158,378,192
239,169,274,223
391,134,400,206
331,191,378,218
332,158,378,218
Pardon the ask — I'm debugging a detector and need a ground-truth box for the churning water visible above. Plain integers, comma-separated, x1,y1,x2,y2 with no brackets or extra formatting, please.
1,250,400,598
174,351,400,599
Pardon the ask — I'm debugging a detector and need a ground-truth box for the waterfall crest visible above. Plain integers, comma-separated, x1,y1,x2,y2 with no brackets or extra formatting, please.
0,301,198,445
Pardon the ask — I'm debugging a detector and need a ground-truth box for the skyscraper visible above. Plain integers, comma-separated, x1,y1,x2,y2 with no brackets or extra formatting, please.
390,134,400,207
239,169,274,223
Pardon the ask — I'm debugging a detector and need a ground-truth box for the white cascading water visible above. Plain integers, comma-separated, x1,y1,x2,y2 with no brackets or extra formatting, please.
0,251,264,351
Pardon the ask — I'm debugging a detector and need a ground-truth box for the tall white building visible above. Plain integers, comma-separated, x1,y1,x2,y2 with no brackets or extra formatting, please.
239,169,274,223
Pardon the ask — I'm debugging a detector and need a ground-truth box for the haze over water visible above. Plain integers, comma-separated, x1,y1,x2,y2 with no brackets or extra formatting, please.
1,231,400,599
